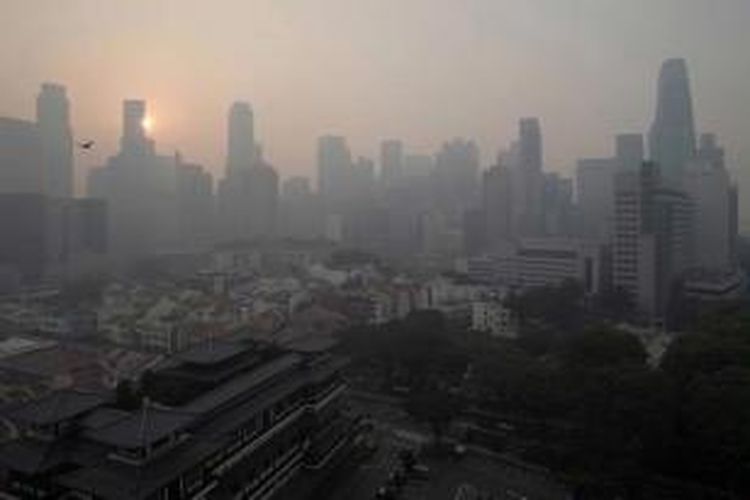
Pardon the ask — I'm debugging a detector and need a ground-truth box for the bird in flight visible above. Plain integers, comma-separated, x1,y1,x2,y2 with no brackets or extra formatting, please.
77,140,95,150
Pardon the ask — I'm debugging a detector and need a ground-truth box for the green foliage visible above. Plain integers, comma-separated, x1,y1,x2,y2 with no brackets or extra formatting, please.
507,280,585,352
561,327,648,369
341,297,750,497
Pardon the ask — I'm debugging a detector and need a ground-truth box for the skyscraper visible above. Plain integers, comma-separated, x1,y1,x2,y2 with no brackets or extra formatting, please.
512,118,545,236
613,162,692,318
481,164,513,250
683,135,734,273
576,158,616,242
36,83,73,198
226,101,257,172
218,102,278,241
317,135,352,202
380,140,404,190
88,100,179,259
648,58,697,181
433,138,480,213
120,100,155,156
519,118,542,174
0,118,43,194
615,134,645,172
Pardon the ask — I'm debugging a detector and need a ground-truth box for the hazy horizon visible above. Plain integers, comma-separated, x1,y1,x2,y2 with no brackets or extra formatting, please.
1,0,749,205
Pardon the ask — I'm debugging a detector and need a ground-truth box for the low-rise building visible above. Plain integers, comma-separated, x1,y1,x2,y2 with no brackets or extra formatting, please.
0,339,356,500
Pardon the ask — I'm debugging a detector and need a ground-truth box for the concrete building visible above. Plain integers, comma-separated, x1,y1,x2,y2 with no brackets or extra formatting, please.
88,100,180,260
0,118,43,195
218,103,279,242
317,135,352,203
576,158,616,243
514,238,602,294
615,134,645,172
175,158,215,250
226,101,258,172
280,177,324,240
682,135,735,273
472,299,517,339
433,139,480,215
481,164,513,251
380,139,404,190
613,163,693,318
36,83,74,198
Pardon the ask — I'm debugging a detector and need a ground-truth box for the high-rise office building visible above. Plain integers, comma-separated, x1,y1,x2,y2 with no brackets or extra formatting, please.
36,83,74,198
218,164,278,242
512,118,545,236
280,177,323,240
0,118,43,195
352,156,376,200
226,101,257,172
576,158,616,242
218,103,278,241
380,139,404,190
519,118,543,174
88,100,179,260
613,162,692,318
615,134,645,172
0,194,49,282
317,135,352,202
481,164,514,250
648,58,697,181
683,135,735,273
120,100,155,156
433,138,480,214
176,158,214,249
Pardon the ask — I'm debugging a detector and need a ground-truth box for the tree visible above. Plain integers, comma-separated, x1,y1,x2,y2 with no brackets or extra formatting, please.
680,367,750,495
561,327,647,370
405,386,463,445
508,280,586,352
661,332,750,387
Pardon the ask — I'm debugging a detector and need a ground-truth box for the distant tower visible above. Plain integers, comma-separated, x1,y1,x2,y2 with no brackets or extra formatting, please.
615,134,644,172
514,118,544,236
317,135,352,201
36,83,73,198
519,118,542,173
120,100,154,156
648,58,697,181
380,139,404,190
226,101,256,172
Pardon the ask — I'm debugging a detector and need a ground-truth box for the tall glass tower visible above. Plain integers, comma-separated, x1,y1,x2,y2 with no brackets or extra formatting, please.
648,58,697,181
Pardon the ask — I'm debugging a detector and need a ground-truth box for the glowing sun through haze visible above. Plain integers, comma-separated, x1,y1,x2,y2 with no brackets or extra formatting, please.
142,116,154,133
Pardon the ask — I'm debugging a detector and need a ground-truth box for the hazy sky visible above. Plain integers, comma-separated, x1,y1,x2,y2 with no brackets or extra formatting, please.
1,0,749,197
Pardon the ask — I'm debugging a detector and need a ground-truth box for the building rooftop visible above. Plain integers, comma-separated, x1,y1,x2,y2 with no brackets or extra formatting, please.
6,389,108,426
183,352,301,414
173,340,249,365
85,406,195,449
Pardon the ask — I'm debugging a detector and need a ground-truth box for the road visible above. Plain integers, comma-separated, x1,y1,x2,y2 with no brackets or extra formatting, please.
319,393,572,500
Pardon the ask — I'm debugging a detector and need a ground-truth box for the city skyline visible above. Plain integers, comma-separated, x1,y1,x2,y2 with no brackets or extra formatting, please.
1,1,749,200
